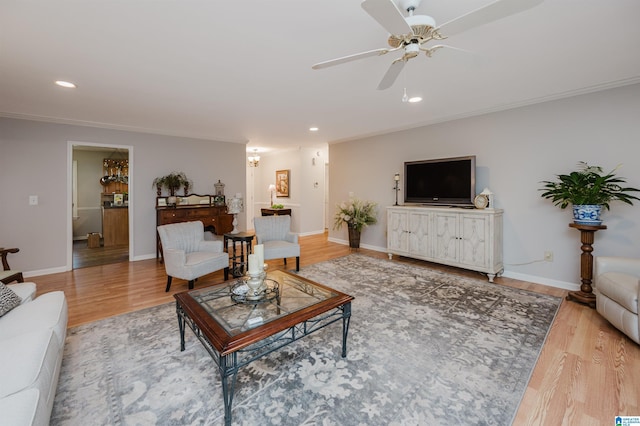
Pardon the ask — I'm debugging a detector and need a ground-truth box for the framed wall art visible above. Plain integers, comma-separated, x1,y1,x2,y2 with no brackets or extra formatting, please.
276,169,290,198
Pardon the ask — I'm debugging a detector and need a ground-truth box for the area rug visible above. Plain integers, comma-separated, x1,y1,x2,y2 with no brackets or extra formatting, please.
51,254,561,425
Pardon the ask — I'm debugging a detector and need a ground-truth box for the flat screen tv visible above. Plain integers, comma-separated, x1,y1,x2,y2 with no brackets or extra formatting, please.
404,155,476,206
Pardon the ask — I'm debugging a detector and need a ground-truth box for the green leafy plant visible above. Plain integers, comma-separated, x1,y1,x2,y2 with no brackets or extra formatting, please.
333,198,378,232
539,162,640,210
271,203,285,209
152,172,192,196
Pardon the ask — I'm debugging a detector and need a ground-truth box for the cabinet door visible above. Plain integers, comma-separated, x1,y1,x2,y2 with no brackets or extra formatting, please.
408,211,431,257
434,212,459,263
387,210,409,254
459,214,489,268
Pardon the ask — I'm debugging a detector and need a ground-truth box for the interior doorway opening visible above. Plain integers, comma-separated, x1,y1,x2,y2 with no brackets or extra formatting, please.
70,143,132,269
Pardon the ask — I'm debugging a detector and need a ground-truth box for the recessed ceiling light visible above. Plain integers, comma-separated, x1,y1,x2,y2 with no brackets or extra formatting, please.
408,97,422,103
309,127,319,132
55,80,76,88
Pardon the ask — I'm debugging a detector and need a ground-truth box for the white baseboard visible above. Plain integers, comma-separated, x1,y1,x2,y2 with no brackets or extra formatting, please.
501,270,579,291
298,229,328,237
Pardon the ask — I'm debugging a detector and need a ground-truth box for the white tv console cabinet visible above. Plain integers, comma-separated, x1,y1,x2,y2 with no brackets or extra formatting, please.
387,206,504,282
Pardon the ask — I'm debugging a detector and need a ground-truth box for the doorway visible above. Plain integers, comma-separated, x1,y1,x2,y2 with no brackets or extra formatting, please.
69,142,133,269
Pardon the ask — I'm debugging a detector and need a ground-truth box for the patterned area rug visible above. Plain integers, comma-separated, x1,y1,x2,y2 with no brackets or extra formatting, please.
51,254,561,425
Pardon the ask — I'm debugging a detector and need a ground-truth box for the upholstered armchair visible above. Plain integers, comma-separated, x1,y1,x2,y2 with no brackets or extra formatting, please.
157,221,229,292
0,247,24,284
253,215,300,271
594,256,640,344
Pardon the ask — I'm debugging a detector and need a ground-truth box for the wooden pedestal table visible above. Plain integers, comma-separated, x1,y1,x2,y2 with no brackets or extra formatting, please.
566,223,606,308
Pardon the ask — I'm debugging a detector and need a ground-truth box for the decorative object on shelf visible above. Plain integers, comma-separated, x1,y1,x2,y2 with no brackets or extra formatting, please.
227,196,243,234
152,172,192,197
474,187,493,210
276,170,290,198
248,149,260,167
271,203,284,209
268,184,276,207
393,173,400,206
214,180,225,196
474,194,488,209
333,198,378,249
539,161,640,225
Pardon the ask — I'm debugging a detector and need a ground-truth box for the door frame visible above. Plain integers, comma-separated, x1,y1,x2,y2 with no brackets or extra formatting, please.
66,141,134,270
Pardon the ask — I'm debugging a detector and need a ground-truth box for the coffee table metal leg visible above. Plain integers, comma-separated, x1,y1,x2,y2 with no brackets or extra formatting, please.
341,302,352,358
177,303,186,351
219,354,239,426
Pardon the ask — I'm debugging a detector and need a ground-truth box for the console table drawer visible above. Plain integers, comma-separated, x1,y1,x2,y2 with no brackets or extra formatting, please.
159,210,188,223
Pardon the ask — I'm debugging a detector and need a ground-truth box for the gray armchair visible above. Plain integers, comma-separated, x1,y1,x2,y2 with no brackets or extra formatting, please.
594,256,640,344
157,221,229,292
253,215,300,271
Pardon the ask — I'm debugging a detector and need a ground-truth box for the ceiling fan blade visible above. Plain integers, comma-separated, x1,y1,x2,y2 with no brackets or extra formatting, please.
362,0,412,36
437,0,544,36
377,59,405,90
312,47,399,70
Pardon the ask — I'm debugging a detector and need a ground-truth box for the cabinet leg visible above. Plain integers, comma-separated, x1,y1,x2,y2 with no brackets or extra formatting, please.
487,273,495,283
388,253,393,260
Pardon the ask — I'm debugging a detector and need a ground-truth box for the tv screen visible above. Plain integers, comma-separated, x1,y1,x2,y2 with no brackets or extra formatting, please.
404,156,476,206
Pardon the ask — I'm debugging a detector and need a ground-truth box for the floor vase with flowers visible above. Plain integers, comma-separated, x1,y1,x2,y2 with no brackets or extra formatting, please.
347,224,361,248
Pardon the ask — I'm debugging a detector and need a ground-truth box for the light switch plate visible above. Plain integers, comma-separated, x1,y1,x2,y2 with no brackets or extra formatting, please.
29,195,38,205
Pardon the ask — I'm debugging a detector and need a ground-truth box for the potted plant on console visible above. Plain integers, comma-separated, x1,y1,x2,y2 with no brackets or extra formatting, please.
333,198,378,249
539,161,640,225
153,172,192,206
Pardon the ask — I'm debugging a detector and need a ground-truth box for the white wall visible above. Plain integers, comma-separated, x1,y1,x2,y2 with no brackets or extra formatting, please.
329,83,640,288
0,118,246,275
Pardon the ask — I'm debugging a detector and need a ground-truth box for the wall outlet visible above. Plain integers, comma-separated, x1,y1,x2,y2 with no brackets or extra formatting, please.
544,251,554,262
29,195,38,205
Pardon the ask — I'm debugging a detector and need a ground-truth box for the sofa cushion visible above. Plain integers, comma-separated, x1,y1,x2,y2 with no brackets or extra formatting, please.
597,272,639,314
0,282,22,317
0,291,68,347
0,329,57,399
0,388,39,426
7,282,37,304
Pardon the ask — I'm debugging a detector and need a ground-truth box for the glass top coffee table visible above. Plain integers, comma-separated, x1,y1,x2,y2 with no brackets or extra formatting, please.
174,269,354,426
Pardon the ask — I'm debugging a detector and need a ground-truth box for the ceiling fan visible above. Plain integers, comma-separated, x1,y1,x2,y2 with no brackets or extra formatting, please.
312,0,543,90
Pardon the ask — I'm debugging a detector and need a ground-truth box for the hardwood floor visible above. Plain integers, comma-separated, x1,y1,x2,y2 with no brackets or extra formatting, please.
34,233,639,425
73,240,129,269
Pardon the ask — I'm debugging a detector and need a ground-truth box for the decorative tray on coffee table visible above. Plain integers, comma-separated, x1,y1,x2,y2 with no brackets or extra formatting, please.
230,278,279,304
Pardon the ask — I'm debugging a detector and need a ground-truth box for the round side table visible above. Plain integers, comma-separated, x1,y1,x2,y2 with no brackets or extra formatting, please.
223,232,255,278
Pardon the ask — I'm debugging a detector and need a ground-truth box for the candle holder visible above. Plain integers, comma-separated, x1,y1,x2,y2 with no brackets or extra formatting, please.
393,173,401,206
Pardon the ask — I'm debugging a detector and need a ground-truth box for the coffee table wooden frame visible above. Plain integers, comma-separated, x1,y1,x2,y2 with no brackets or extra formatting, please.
174,271,354,426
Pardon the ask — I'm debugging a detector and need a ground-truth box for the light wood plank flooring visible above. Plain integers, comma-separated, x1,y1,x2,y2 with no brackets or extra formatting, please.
32,233,639,425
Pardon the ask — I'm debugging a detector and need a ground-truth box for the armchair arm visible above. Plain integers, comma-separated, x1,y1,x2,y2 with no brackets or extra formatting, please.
162,248,187,274
0,247,19,271
595,256,640,279
284,233,298,244
198,240,224,253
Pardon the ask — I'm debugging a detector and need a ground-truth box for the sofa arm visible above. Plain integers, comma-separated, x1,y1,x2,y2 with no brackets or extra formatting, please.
595,257,640,279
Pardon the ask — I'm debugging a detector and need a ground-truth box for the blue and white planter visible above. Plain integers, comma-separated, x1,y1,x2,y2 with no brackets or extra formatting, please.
572,204,602,226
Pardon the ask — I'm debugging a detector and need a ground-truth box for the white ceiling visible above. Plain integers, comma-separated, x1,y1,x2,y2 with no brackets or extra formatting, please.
2,0,639,152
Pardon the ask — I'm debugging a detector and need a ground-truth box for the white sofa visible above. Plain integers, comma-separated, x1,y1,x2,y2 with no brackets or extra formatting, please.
594,256,640,344
0,282,68,425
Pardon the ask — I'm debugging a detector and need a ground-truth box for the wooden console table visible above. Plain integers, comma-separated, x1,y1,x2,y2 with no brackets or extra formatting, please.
261,208,292,216
156,194,233,259
566,223,606,308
